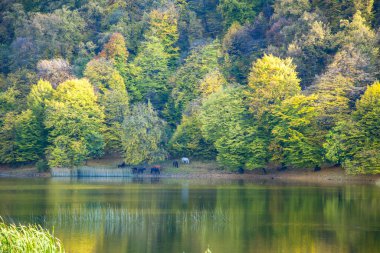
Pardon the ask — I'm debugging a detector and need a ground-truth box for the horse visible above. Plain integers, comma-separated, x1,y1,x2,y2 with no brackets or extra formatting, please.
131,167,138,174
173,160,179,168
137,168,146,174
118,162,127,168
181,157,190,164
151,167,160,175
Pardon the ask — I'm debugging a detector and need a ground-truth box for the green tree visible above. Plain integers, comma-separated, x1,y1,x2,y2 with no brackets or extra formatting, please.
45,79,105,168
325,81,380,174
200,88,245,143
84,59,129,154
217,0,262,28
311,0,374,29
170,40,221,119
102,73,129,154
273,0,311,19
267,1,312,49
354,81,380,140
246,54,301,118
26,79,55,159
177,7,204,51
324,119,364,166
308,74,353,130
0,112,20,164
169,114,216,159
337,11,377,54
245,54,302,169
221,20,267,84
200,87,263,170
98,32,129,76
11,7,86,70
271,94,324,168
147,8,179,68
84,59,118,93
131,36,170,110
199,69,227,97
286,19,337,87
3,68,38,108
121,102,167,165
0,110,43,164
0,88,19,120
322,11,379,99
319,44,379,103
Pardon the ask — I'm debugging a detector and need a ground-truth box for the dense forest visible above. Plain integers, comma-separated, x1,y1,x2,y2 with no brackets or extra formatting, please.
0,0,379,174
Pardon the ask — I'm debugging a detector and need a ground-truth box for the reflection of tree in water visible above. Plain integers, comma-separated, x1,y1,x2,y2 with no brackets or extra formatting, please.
1,180,379,253
43,204,226,252
48,184,380,253
41,180,220,252
0,179,50,224
209,185,380,253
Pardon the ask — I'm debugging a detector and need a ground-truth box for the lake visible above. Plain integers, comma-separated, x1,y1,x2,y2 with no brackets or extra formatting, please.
0,177,379,253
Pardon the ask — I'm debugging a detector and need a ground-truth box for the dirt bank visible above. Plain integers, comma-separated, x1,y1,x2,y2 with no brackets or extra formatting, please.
0,165,50,178
170,166,379,185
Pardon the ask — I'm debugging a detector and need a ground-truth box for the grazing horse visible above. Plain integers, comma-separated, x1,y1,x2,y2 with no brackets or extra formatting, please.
173,160,179,168
137,168,146,174
181,157,190,164
151,166,160,175
118,162,127,168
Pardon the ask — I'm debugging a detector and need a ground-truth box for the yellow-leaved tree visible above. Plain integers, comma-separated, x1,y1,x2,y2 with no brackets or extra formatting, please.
45,79,105,168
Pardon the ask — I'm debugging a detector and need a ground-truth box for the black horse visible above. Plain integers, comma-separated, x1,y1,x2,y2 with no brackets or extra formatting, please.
172,160,179,168
118,162,127,168
151,167,160,175
131,167,138,174
137,168,146,174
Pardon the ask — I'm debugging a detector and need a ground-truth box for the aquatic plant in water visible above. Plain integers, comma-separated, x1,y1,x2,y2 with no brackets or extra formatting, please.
0,217,64,253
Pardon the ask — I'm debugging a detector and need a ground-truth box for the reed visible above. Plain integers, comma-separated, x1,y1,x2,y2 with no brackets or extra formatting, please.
0,217,64,253
51,167,132,177
46,204,229,234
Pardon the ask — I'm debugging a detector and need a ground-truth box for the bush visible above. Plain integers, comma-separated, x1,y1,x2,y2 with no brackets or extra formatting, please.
36,159,50,172
0,217,64,252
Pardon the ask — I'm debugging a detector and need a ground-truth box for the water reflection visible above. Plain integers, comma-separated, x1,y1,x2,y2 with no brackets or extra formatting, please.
0,178,379,253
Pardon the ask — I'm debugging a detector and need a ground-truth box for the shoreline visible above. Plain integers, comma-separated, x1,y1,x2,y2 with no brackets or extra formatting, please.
147,167,380,186
1,162,379,185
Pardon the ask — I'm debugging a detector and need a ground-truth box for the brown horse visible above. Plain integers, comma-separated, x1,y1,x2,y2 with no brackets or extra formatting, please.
151,165,161,175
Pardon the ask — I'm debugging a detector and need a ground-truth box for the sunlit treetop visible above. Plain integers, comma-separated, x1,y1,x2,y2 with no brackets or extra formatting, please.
98,33,129,65
247,54,301,117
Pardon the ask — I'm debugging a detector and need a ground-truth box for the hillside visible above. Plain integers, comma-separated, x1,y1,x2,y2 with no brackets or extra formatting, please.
0,0,379,175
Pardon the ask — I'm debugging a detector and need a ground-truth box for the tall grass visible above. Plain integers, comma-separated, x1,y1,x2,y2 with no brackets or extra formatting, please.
48,204,228,234
51,167,132,177
0,217,64,253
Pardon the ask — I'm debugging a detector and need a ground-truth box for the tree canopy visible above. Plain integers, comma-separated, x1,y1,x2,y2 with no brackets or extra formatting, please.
0,0,379,175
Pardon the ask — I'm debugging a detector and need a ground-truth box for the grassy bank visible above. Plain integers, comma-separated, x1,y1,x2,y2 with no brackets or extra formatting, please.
1,158,379,185
0,217,64,253
86,158,380,184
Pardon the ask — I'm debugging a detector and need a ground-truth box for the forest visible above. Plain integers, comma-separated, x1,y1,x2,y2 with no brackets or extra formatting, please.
0,0,379,175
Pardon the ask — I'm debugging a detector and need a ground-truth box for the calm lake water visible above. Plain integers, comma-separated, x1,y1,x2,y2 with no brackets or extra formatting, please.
0,177,379,253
